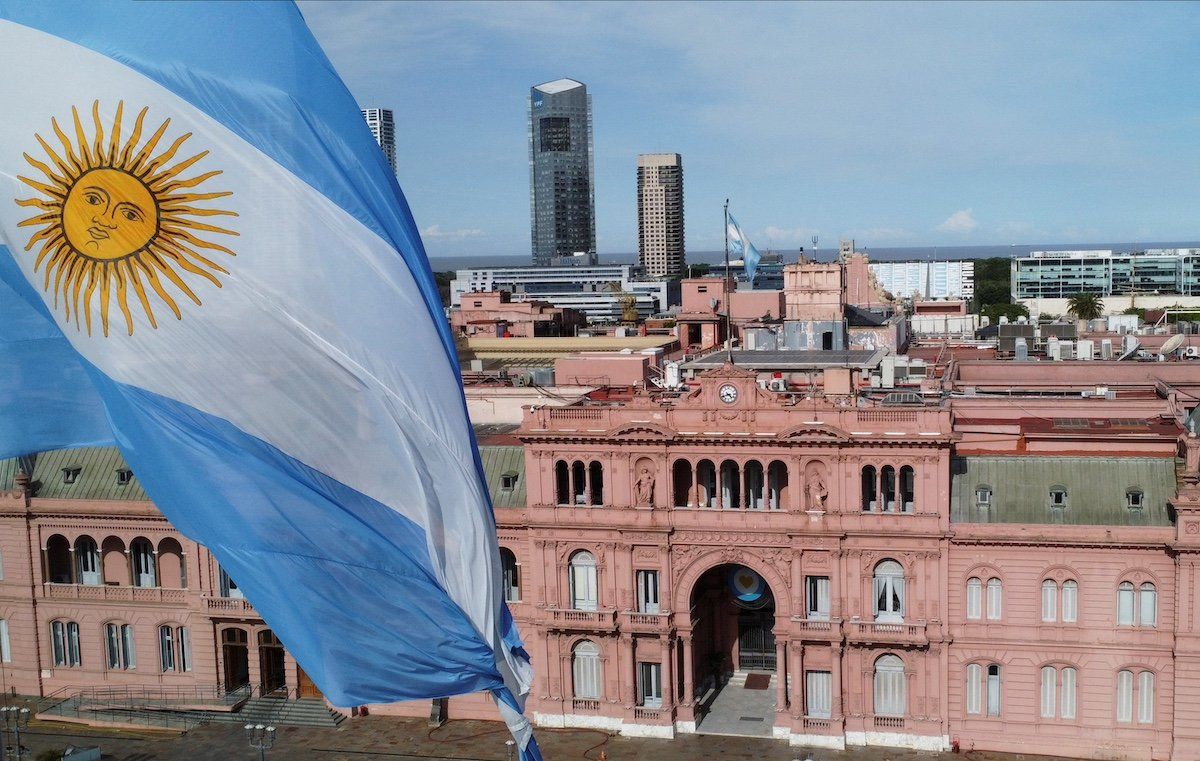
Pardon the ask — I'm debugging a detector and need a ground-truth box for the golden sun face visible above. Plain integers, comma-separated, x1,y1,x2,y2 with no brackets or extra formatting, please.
15,100,238,336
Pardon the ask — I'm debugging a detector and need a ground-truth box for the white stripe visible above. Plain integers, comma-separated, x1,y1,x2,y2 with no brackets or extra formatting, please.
0,20,525,694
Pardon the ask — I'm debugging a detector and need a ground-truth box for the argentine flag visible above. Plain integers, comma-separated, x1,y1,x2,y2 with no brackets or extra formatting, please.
0,2,539,757
727,212,762,282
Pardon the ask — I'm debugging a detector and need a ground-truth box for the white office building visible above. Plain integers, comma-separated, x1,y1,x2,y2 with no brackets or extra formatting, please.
869,260,975,300
451,265,670,323
361,108,396,173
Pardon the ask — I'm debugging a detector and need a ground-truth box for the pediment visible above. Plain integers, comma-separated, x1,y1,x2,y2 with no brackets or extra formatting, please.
777,423,851,442
609,422,674,438
699,362,759,380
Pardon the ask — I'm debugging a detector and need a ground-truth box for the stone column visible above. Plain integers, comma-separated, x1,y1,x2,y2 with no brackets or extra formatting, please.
126,549,134,587
661,637,674,710
774,640,788,709
68,541,78,584
831,646,843,718
621,634,636,707
681,633,695,706
790,640,804,718
152,549,161,587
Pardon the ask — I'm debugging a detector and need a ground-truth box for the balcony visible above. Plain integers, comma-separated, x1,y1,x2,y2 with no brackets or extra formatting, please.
545,608,618,631
621,611,670,633
790,617,842,641
846,619,928,646
203,596,258,616
43,583,186,605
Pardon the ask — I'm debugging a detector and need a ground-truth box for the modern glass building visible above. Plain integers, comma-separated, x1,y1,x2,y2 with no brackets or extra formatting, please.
1011,249,1200,300
529,79,595,266
360,108,395,173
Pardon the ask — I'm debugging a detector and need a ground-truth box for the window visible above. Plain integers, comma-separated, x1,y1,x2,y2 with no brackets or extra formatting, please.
900,466,915,512
1050,487,1068,508
571,641,600,700
873,655,905,717
1039,666,1056,718
986,664,1001,716
1127,489,1144,510
636,570,660,614
106,623,136,670
806,576,830,620
130,538,156,587
0,619,9,663
555,461,570,505
861,466,877,511
75,536,101,586
588,461,604,506
638,662,662,708
975,485,992,507
1041,580,1057,622
568,551,598,611
1062,667,1077,719
1117,670,1134,723
1139,583,1157,627
881,466,896,512
1117,582,1135,626
115,468,133,486
966,663,982,715
501,548,520,603
805,671,832,719
177,627,192,672
219,566,244,599
51,620,81,667
986,578,1002,620
500,472,519,491
873,560,905,622
1138,671,1155,724
966,577,982,620
61,467,80,485
159,625,175,672
1062,580,1078,623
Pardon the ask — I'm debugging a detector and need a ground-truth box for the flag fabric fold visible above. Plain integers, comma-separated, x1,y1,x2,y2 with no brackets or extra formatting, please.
0,2,539,757
727,212,762,282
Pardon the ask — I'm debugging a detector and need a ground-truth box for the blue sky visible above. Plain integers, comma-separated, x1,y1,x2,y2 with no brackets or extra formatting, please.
298,1,1200,258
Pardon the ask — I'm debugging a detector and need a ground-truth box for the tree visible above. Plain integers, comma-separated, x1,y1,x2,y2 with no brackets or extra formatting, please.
1067,293,1103,321
981,302,1029,324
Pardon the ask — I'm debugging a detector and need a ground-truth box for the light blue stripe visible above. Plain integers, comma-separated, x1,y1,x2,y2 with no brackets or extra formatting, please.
0,0,454,367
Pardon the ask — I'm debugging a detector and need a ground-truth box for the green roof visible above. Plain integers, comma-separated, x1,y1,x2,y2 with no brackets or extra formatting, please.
2,444,527,508
951,456,1176,527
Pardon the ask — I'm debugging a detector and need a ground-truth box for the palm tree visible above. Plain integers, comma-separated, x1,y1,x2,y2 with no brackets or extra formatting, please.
1067,293,1103,321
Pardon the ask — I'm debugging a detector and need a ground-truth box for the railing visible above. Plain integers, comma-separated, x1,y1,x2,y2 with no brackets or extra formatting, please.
546,608,617,628
203,595,257,613
571,699,600,713
622,611,669,631
803,717,832,731
546,407,606,422
634,707,662,721
857,409,918,423
846,620,927,642
791,617,840,637
874,715,905,730
43,583,187,604
36,684,228,731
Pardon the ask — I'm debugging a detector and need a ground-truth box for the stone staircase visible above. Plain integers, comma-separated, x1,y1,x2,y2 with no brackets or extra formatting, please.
207,696,345,728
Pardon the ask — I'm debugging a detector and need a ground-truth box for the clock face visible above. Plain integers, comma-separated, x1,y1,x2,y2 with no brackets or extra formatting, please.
718,384,739,404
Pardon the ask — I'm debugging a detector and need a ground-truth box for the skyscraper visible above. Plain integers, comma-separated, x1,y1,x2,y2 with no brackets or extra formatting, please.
528,79,595,266
637,153,685,279
361,108,396,172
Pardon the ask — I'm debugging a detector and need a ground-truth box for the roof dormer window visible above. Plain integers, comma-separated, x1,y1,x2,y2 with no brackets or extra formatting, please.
61,467,81,485
1126,489,1144,511
116,469,133,487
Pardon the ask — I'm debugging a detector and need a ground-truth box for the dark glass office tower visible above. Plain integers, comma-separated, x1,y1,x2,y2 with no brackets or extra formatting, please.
529,79,595,266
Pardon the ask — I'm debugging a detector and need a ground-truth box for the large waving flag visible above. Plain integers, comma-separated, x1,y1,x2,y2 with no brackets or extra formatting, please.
727,212,762,282
0,3,539,758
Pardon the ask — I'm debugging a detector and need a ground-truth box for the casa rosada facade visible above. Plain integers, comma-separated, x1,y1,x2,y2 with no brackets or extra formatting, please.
1,361,1199,760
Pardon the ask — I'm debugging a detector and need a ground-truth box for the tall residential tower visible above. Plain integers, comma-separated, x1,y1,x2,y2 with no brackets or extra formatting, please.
361,108,396,172
528,79,595,266
637,153,685,279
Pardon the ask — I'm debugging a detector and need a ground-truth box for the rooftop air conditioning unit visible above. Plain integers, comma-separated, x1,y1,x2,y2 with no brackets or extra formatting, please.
769,379,787,392
1186,346,1200,358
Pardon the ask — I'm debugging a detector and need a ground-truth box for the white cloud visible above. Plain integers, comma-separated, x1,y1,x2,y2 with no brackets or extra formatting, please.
421,224,485,241
937,209,978,234
761,225,819,245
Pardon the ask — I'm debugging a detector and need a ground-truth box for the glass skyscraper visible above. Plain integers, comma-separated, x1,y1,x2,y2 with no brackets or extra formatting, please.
528,79,595,266
1011,249,1200,300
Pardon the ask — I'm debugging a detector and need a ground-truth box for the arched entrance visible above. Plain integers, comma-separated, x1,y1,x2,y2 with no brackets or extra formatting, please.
258,630,287,695
688,563,779,737
221,628,250,692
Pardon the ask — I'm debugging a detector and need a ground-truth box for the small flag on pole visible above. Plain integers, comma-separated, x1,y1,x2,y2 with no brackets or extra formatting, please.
0,2,539,757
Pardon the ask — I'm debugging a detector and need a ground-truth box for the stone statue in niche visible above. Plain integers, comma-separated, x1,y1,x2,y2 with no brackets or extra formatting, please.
805,462,829,511
635,465,656,506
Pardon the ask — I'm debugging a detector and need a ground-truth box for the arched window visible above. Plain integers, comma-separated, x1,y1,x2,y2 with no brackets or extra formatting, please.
767,461,788,511
555,460,570,505
986,578,1002,620
1062,667,1077,719
159,624,176,672
986,664,1001,716
719,460,741,509
899,466,915,512
881,466,896,512
966,663,983,714
1041,580,1057,622
572,640,601,700
176,626,192,672
130,538,156,588
588,461,604,506
873,654,905,717
967,662,1001,716
1117,581,1135,626
861,466,877,511
1116,669,1133,723
568,551,598,611
500,548,520,603
74,536,101,586
873,560,905,622
744,461,765,510
1062,580,1078,623
966,578,982,620
105,622,136,670
157,538,186,588
571,461,586,505
50,620,81,667
1039,666,1056,718
1138,671,1155,724
1139,582,1157,627
45,535,72,584
1116,669,1155,724
696,460,717,508
672,460,693,508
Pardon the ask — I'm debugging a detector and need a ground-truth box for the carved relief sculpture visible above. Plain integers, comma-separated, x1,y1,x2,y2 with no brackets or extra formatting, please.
805,461,829,511
634,461,656,507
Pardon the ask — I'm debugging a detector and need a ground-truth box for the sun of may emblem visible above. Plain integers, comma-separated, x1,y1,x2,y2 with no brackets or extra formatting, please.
15,100,238,336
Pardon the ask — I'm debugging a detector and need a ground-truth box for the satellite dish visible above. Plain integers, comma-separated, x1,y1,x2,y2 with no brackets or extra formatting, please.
1118,336,1141,361
1160,333,1186,357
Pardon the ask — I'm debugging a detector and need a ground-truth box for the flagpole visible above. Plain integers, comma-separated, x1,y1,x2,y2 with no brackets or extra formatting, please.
723,199,732,361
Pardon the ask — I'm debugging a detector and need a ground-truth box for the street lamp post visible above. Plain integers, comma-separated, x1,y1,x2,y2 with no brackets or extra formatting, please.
1,707,30,760
245,723,276,761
